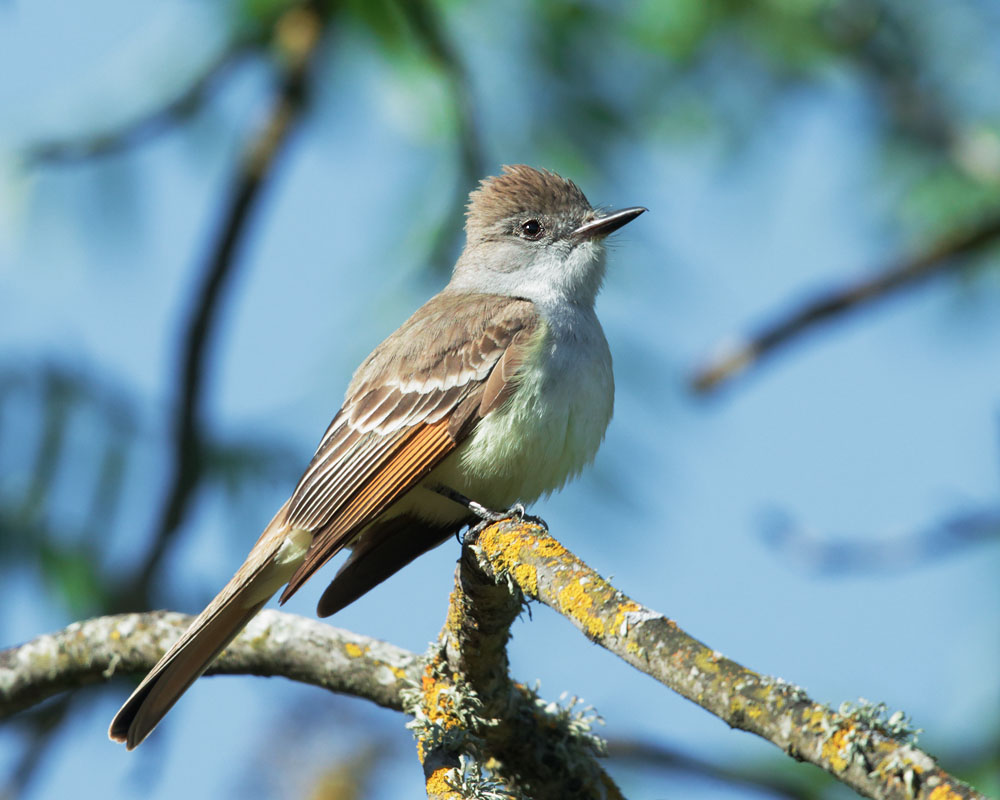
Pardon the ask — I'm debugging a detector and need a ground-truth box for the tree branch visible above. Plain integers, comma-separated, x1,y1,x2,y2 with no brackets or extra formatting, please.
414,546,523,798
410,544,622,800
466,519,986,800
0,610,420,720
690,211,1000,394
412,545,524,799
4,521,986,799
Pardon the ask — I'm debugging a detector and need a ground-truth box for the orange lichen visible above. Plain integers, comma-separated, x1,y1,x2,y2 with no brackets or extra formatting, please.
510,562,539,595
476,522,569,597
425,766,461,799
801,705,829,732
531,535,568,560
729,693,764,722
344,642,364,658
763,681,790,706
444,597,464,641
421,672,459,728
477,527,534,590
928,785,963,800
822,727,851,772
556,579,605,639
612,601,643,636
623,639,643,656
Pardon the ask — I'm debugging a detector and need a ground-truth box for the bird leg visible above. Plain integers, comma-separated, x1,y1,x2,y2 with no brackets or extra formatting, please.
432,485,547,539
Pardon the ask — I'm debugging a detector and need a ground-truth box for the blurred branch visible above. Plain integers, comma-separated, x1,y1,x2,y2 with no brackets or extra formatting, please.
21,370,75,517
691,210,1000,394
124,3,328,604
0,365,290,613
607,737,819,800
24,43,252,164
761,505,1000,576
0,610,421,720
402,0,482,179
400,0,485,272
823,2,954,152
465,519,985,800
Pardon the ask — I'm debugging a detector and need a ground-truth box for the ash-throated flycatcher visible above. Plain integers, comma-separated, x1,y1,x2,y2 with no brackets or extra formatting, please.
110,165,645,748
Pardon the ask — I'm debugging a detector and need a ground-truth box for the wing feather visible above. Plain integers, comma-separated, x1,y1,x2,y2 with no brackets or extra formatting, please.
290,433,398,530
480,328,534,415
278,293,542,605
280,419,454,602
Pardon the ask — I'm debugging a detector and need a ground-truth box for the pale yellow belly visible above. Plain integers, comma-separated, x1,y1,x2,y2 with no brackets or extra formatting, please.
404,327,614,522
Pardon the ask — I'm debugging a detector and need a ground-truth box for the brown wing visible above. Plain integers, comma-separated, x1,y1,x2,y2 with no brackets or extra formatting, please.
278,292,540,604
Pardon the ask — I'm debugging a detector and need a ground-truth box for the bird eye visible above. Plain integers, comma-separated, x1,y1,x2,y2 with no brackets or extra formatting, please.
519,219,544,239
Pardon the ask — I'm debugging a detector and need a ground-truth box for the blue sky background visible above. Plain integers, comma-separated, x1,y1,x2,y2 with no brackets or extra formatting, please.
1,2,998,798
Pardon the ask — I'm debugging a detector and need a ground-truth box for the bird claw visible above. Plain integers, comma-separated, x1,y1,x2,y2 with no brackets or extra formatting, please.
464,503,547,542
468,500,524,523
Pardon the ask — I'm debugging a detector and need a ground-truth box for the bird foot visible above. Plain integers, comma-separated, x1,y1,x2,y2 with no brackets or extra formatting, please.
463,505,548,547
433,485,547,538
469,500,525,523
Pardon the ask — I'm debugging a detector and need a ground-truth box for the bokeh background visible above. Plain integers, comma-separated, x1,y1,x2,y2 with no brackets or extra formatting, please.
1,1,998,798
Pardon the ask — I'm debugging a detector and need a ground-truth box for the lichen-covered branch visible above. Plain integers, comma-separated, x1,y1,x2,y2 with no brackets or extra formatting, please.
409,547,523,799
467,519,985,800
441,545,523,718
0,610,420,719
3,524,985,800
411,651,512,800
407,545,624,800
690,211,1000,394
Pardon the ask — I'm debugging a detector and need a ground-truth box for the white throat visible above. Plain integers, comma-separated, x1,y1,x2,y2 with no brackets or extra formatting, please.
447,238,607,311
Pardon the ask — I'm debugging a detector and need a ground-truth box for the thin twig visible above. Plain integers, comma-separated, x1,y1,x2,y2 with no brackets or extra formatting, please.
691,211,1000,394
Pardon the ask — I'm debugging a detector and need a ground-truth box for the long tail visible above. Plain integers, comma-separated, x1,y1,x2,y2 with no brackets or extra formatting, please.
109,506,310,749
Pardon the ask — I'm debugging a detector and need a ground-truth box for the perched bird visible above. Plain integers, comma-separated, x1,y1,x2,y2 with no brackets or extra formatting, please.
110,164,645,748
